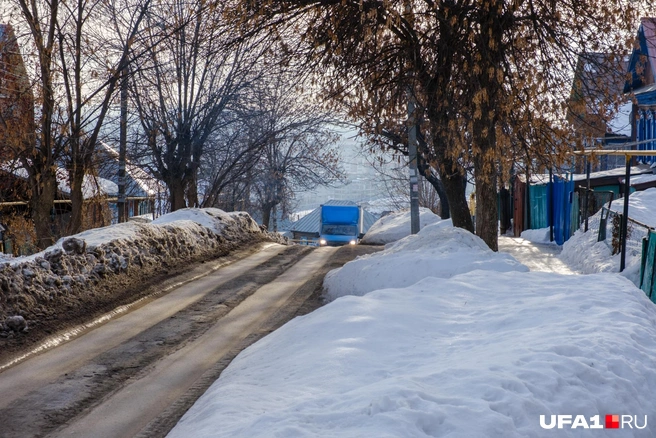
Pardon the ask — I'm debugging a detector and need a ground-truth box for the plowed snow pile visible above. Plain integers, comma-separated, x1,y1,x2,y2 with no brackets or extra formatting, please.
324,224,528,300
0,209,284,344
360,208,445,244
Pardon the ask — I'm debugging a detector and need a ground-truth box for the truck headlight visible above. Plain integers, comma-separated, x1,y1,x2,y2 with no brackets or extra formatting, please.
349,240,356,245
320,239,327,246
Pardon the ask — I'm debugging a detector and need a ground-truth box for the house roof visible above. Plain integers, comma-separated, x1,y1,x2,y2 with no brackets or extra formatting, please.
567,52,629,138
572,53,628,99
624,17,656,94
0,162,118,199
96,142,166,197
288,200,377,234
523,166,653,186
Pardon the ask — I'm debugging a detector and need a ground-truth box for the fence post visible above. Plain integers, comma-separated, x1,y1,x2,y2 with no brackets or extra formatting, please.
584,159,591,232
549,168,554,242
620,156,631,272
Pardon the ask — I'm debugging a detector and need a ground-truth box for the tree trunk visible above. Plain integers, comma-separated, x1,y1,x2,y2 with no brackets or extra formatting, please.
67,166,85,234
474,155,498,251
417,153,449,219
438,162,472,232
423,170,450,219
469,0,503,252
186,176,199,208
429,131,472,231
29,169,57,249
168,179,187,211
436,180,450,220
261,203,273,230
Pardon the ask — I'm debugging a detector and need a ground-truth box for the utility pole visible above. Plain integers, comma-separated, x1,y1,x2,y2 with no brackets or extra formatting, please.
118,67,128,223
404,1,419,235
549,167,554,242
407,93,420,235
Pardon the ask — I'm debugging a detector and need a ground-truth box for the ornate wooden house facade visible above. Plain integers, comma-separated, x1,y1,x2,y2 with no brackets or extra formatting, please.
625,18,656,164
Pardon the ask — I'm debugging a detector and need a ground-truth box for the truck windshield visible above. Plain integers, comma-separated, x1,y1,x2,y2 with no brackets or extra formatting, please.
321,225,357,236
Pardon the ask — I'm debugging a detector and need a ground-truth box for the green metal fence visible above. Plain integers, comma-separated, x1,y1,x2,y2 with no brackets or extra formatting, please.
528,184,549,229
640,231,656,303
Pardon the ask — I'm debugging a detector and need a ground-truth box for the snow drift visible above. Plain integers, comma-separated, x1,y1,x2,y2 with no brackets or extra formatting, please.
167,206,656,437
170,270,656,438
0,209,284,341
324,224,528,300
360,208,444,245
560,188,656,286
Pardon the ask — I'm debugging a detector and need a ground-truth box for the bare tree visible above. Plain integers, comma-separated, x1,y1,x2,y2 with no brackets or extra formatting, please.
364,123,452,219
196,112,266,209
365,150,444,216
56,0,151,234
2,0,63,247
248,74,343,230
2,0,151,245
130,0,268,211
230,0,642,250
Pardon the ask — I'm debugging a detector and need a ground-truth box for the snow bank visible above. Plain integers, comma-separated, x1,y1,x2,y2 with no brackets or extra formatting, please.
561,189,656,286
361,208,444,245
0,209,282,339
152,208,259,234
170,270,656,438
520,227,552,244
324,224,528,300
608,187,656,229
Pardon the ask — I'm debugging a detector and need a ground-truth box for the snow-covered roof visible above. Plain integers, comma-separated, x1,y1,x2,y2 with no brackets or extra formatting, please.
97,142,166,197
289,200,377,234
619,173,656,187
0,162,117,199
570,166,653,182
524,167,653,185
54,168,118,198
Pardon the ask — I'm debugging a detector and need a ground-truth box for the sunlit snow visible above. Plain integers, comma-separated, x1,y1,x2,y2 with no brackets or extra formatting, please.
169,207,656,437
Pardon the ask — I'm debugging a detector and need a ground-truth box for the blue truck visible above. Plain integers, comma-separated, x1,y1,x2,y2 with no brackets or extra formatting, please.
319,205,364,246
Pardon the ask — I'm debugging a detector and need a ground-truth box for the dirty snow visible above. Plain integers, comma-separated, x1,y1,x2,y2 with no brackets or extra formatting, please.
170,213,656,437
152,208,256,234
0,209,280,339
360,208,445,244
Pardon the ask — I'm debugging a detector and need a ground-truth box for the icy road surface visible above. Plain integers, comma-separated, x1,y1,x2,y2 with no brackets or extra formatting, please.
498,235,577,275
0,243,381,437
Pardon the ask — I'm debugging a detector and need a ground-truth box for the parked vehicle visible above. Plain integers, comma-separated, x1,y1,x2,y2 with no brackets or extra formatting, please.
319,205,364,246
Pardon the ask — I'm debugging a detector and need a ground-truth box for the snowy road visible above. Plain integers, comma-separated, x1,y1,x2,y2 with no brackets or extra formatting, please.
0,243,380,437
498,236,577,274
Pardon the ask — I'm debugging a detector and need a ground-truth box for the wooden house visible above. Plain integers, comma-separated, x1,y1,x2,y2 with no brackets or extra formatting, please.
567,52,631,171
0,24,34,160
625,17,656,164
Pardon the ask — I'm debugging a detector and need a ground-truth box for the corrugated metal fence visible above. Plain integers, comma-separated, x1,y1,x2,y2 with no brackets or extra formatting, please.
640,231,656,303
